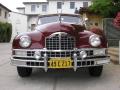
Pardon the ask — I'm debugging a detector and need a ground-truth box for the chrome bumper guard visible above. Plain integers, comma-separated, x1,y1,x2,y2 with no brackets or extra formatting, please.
11,48,110,72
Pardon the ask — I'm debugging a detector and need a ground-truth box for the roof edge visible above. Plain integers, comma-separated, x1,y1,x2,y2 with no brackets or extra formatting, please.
0,3,11,12
16,7,25,9
23,2,48,4
10,11,27,16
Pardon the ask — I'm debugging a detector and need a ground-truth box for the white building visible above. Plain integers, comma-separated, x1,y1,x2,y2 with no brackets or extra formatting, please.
16,7,25,14
9,12,27,41
17,0,92,31
48,0,91,14
0,3,11,23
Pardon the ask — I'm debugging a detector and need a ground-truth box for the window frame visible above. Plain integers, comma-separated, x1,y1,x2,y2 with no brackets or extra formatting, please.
0,8,1,16
57,2,62,9
31,24,36,30
83,2,88,7
70,2,75,9
4,12,7,19
31,4,36,12
42,4,47,12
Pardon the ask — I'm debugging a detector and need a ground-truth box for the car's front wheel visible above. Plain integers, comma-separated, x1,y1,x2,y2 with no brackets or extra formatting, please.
88,66,103,77
17,67,32,77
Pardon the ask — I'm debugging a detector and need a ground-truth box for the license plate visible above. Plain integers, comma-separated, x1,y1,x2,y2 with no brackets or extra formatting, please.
48,57,73,68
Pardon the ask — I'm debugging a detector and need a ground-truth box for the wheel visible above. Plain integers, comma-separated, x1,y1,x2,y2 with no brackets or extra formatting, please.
88,66,103,77
17,67,32,77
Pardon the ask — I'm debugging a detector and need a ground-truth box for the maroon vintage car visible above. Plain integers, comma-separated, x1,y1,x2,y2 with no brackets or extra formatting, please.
11,13,110,77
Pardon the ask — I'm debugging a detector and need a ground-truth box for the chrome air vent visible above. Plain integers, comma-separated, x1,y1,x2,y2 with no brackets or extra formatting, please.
45,32,75,50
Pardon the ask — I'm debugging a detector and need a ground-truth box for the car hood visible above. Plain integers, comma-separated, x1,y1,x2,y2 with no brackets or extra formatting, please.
35,22,85,37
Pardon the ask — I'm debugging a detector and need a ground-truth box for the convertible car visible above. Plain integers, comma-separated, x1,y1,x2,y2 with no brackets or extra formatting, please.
11,13,110,77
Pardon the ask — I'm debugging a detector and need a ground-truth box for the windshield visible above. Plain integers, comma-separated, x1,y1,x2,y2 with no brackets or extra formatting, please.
38,15,82,24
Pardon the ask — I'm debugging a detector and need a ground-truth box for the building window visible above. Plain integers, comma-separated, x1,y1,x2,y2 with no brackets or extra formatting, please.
83,2,88,7
4,12,7,18
31,5,36,12
70,2,75,9
57,2,62,9
31,24,36,30
0,8,1,16
42,4,47,12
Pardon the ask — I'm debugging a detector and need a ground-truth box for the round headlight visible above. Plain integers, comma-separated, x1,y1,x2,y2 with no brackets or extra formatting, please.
89,35,101,47
19,35,31,48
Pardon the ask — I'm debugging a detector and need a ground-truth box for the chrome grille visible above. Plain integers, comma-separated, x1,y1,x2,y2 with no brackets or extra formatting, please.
41,51,74,57
46,32,75,50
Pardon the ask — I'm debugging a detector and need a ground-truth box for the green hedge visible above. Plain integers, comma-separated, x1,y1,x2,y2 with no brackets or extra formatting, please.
0,22,12,42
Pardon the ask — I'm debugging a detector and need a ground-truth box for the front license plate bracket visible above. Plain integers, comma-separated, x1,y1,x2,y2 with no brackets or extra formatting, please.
48,57,73,69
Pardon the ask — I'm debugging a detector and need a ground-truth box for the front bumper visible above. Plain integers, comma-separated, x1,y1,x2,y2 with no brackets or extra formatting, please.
11,48,110,71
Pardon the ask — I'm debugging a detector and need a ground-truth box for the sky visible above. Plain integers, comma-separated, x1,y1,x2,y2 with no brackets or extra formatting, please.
0,0,47,12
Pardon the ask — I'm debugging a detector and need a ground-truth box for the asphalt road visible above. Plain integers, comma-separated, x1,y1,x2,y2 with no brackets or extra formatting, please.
0,43,120,90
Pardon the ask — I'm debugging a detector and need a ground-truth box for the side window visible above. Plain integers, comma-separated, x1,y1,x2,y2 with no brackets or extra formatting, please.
0,8,1,16
42,4,47,12
57,2,62,9
31,5,36,12
70,2,75,9
83,2,88,7
4,12,7,18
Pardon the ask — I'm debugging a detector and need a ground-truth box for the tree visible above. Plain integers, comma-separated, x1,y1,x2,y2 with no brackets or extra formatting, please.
90,0,120,18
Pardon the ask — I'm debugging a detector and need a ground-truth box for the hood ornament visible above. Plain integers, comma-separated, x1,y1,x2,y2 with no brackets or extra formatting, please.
58,14,62,23
58,14,64,23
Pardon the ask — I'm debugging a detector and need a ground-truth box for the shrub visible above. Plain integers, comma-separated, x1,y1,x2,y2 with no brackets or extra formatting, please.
90,0,120,18
0,22,12,42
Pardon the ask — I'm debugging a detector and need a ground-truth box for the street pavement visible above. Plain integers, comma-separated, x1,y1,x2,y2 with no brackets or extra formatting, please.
0,43,120,90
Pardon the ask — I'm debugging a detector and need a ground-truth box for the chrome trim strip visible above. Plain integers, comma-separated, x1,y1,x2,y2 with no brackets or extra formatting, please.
12,55,34,58
11,59,44,62
12,48,107,52
11,57,110,62
77,57,110,62
12,48,107,58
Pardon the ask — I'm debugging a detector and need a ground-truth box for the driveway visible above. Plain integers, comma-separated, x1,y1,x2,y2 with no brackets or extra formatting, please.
0,43,120,90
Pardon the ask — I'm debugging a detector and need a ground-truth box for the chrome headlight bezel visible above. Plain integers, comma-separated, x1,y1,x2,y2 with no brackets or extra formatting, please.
89,35,101,47
19,35,31,48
